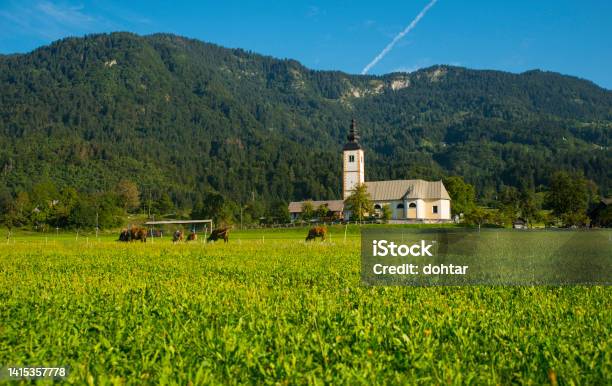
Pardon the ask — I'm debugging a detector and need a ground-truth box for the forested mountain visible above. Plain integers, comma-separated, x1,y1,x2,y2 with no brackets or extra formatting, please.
1,32,610,209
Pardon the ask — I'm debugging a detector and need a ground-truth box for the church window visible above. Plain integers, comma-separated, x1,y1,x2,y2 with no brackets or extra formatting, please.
349,155,355,162
396,203,404,209
409,202,416,208
432,205,438,214
374,204,381,210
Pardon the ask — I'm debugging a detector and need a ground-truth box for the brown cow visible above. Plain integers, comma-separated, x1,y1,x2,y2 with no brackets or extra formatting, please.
306,226,327,241
208,228,230,243
130,227,147,242
187,231,197,241
173,230,184,243
118,227,147,242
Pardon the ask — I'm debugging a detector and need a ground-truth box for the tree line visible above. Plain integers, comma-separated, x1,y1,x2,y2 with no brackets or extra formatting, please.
0,169,609,231
452,171,605,228
0,180,292,231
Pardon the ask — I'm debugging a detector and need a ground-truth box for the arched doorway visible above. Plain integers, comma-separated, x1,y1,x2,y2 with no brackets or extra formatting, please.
395,203,404,219
407,202,417,218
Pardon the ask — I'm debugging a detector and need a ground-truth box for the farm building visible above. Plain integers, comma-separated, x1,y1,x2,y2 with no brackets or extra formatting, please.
289,120,452,222
288,200,344,221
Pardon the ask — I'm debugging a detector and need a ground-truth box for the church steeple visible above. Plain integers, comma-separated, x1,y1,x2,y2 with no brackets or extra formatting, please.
343,118,361,150
342,119,365,199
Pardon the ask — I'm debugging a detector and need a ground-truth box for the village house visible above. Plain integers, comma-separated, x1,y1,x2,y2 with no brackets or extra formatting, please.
289,120,452,223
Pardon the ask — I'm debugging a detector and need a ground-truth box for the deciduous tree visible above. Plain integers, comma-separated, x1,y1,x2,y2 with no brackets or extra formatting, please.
464,207,491,230
115,180,140,212
300,201,315,221
546,171,589,226
344,184,373,222
443,176,475,216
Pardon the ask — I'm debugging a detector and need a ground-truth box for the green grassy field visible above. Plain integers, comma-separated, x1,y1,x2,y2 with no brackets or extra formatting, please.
0,226,610,384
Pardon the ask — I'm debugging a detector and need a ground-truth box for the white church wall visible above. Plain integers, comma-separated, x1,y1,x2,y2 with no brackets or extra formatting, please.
440,199,451,220
418,199,451,220
416,199,425,219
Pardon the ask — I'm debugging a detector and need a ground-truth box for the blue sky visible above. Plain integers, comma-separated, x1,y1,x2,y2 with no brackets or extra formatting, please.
1,0,611,89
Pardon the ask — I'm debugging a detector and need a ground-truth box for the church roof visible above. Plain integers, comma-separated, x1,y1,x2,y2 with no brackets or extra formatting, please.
365,180,451,201
288,200,345,213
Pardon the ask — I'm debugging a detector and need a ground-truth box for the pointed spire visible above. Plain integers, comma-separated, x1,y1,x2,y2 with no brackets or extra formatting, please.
343,118,362,150
347,118,360,142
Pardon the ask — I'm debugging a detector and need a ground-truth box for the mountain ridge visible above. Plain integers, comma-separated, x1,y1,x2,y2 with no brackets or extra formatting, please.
3,32,609,91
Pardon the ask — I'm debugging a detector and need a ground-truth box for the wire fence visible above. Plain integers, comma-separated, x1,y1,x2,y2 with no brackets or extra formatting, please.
238,220,384,230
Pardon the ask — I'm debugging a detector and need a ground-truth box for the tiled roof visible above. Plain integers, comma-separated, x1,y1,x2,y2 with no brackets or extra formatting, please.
365,180,451,201
288,200,345,213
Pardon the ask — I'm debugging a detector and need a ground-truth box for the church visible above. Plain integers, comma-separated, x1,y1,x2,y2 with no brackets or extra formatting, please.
289,120,451,223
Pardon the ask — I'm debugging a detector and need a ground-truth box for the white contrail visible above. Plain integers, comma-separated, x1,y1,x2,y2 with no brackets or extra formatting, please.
361,0,438,75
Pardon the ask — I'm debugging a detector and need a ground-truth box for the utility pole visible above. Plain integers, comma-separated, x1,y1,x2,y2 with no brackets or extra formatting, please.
148,189,152,219
240,200,248,230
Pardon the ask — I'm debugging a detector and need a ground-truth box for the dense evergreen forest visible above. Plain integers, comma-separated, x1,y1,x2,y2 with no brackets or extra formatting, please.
0,32,610,217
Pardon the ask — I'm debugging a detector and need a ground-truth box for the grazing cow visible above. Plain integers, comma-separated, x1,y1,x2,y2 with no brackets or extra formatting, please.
118,227,147,242
173,230,184,243
208,228,230,243
187,231,197,241
119,229,130,242
130,227,147,242
306,226,327,241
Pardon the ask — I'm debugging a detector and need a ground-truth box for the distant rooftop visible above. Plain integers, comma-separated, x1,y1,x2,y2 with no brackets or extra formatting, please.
288,200,344,213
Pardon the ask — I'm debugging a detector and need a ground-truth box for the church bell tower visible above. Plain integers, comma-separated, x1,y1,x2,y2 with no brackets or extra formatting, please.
342,119,365,200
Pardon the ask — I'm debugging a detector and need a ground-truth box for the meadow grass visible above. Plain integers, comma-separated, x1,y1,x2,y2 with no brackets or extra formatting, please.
0,227,610,384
